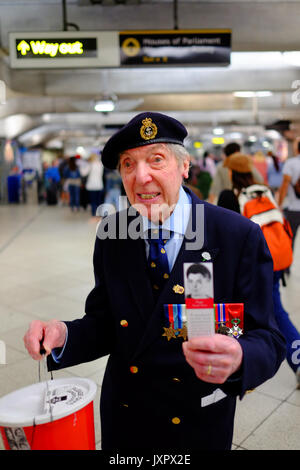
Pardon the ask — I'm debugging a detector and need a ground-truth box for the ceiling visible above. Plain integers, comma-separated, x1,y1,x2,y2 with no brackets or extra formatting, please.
0,0,300,152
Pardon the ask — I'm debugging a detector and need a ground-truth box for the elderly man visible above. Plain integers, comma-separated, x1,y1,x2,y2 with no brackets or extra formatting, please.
24,112,285,451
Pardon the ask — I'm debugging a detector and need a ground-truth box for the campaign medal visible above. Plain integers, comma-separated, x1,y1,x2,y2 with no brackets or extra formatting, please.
177,324,188,341
215,303,230,335
140,117,158,140
228,318,243,339
217,323,230,335
162,326,177,341
163,304,186,340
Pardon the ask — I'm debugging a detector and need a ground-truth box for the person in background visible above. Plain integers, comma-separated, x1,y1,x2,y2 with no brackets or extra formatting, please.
44,160,61,206
218,152,300,389
76,155,89,211
103,168,122,212
183,160,204,199
278,141,300,251
80,153,104,218
267,151,283,200
200,151,216,178
208,142,263,204
252,150,268,185
63,156,81,212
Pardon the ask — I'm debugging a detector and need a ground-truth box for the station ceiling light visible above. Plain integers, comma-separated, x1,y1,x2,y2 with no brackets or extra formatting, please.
213,127,224,135
94,99,115,112
233,91,273,98
282,51,300,67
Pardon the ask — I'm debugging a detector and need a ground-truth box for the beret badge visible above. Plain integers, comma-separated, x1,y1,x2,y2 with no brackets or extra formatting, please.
140,117,158,141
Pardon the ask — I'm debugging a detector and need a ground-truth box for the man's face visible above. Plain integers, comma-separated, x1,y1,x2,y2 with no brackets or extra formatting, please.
119,143,189,222
187,273,210,298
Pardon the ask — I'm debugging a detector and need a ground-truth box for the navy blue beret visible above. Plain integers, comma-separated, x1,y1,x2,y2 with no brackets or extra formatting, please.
101,112,188,169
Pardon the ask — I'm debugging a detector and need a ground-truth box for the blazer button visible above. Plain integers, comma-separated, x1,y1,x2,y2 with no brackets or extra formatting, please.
130,366,138,374
172,377,181,383
172,417,181,424
120,320,128,327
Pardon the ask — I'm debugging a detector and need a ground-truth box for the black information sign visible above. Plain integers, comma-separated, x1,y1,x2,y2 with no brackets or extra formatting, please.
15,37,97,59
120,30,231,66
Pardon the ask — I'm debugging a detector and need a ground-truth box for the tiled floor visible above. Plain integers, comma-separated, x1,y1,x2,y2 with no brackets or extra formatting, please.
0,203,299,451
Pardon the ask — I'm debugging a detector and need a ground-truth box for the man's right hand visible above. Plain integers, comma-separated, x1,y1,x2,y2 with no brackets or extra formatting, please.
23,320,67,361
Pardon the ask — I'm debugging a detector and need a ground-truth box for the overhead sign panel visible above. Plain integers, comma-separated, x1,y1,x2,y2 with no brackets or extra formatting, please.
9,31,119,69
16,38,97,59
119,30,231,66
9,30,231,69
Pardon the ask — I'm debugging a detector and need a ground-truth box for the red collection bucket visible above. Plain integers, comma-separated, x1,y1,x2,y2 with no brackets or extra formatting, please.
0,377,97,450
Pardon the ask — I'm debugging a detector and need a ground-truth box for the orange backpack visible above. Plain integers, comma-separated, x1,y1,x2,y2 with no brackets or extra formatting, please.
238,185,293,271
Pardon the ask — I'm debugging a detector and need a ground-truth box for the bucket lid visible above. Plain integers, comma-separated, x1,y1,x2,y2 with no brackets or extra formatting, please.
0,377,97,427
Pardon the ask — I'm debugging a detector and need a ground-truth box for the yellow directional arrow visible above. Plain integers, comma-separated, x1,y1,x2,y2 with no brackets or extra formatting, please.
17,40,31,56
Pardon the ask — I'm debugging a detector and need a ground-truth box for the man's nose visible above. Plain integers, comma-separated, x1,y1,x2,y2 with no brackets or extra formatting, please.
135,162,152,184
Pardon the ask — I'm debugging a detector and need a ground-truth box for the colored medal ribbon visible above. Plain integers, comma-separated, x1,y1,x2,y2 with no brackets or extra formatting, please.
163,304,187,340
217,303,226,324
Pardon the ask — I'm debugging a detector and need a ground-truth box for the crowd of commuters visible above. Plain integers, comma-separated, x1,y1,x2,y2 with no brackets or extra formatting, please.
41,153,122,218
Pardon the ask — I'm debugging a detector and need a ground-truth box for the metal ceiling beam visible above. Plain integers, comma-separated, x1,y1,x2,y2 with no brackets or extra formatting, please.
42,67,300,95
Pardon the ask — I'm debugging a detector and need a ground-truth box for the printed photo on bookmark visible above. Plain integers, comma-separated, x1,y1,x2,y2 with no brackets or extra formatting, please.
184,262,215,338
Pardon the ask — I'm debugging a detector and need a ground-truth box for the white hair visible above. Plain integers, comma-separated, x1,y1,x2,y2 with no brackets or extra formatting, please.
165,143,190,167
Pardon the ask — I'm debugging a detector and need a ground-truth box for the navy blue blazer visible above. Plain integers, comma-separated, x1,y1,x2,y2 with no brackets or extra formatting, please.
48,187,285,450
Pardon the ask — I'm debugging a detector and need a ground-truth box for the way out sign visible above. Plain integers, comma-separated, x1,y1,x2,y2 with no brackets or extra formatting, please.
9,31,119,69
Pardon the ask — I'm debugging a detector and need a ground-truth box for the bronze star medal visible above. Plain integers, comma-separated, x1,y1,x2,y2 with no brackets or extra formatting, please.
162,326,177,341
176,325,188,341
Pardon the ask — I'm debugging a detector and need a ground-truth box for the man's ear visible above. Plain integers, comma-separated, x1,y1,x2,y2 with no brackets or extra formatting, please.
182,157,190,179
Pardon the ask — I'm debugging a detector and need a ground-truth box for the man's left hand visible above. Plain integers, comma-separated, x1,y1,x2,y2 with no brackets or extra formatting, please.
182,334,243,384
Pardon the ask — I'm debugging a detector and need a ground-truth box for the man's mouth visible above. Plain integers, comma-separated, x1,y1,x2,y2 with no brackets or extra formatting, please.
138,192,160,200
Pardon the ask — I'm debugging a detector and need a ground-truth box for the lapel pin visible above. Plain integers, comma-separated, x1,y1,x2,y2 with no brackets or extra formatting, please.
202,251,211,261
173,285,185,294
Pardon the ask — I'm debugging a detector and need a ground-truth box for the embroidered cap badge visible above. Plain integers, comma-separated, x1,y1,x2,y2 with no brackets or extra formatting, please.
140,117,158,141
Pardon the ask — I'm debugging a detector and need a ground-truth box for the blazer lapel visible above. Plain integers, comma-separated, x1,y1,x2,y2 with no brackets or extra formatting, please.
121,213,155,323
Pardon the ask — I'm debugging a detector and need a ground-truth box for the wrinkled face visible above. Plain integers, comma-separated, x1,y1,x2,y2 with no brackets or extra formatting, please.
187,273,210,298
119,143,190,222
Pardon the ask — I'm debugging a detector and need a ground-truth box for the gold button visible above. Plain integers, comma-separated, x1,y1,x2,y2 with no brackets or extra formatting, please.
172,377,181,383
122,403,129,408
153,284,159,290
120,320,128,327
172,417,181,424
163,273,169,279
151,262,156,268
130,366,138,374
161,248,166,254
